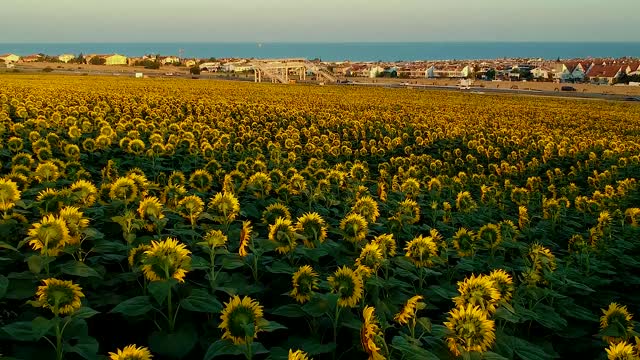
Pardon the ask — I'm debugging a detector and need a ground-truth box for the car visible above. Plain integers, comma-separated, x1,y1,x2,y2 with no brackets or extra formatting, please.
624,97,640,102
561,86,577,91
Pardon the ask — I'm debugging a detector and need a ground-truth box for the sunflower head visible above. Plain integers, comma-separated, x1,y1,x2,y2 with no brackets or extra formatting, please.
109,177,139,204
373,233,396,258
351,196,380,223
269,217,298,254
527,243,557,274
27,214,71,256
487,269,515,303
128,244,151,268
455,191,478,213
142,238,191,283
391,198,421,226
239,220,253,257
518,206,529,229
477,223,502,250
176,195,205,224
199,229,228,250
356,242,384,272
246,172,272,198
394,295,425,325
340,213,369,244
108,344,153,360
453,274,502,314
295,212,328,248
207,192,240,224
361,306,387,360
189,169,213,193
161,184,187,209
262,202,291,225
328,266,364,308
404,235,439,268
69,179,98,207
33,161,60,183
444,304,496,357
0,178,21,212
34,278,84,316
288,349,311,360
600,303,635,344
219,296,264,344
59,206,89,244
604,341,637,360
290,265,320,304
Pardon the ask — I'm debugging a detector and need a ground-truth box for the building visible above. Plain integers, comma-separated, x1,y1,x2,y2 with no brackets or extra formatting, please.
586,65,623,84
105,54,128,65
369,65,385,78
531,67,553,80
0,54,20,63
184,59,197,68
58,54,75,63
433,65,472,78
159,56,181,65
21,54,42,63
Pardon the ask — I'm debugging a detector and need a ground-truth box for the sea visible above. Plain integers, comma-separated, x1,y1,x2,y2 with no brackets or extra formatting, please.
1,42,639,62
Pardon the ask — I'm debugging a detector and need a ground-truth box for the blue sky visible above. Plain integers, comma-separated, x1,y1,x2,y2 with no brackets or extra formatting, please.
2,0,638,42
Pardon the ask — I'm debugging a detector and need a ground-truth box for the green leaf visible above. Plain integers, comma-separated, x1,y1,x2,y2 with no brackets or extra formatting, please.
0,275,8,299
391,336,440,360
0,241,19,252
1,321,36,341
73,307,100,319
27,255,43,274
259,319,287,332
483,351,510,360
302,294,336,317
494,305,520,323
267,261,296,274
180,289,222,313
416,317,432,332
512,337,558,360
270,304,307,318
149,326,198,359
64,335,99,359
60,261,102,278
204,340,243,359
110,296,153,317
190,255,210,270
148,279,176,306
221,256,245,270
31,317,54,340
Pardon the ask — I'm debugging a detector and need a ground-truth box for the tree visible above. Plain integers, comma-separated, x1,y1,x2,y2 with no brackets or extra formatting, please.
75,53,85,64
89,56,106,65
190,66,201,75
486,69,496,80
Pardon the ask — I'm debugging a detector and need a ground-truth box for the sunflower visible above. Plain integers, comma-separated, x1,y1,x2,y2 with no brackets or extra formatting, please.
453,274,501,314
262,202,291,225
290,265,319,304
69,179,98,207
351,196,380,223
0,178,21,211
142,238,191,283
108,344,153,360
600,303,635,344
527,243,557,273
199,229,228,249
176,195,204,225
35,278,84,316
377,180,387,202
239,220,252,257
400,177,421,199
444,304,496,357
269,217,298,254
128,244,151,268
168,171,187,187
219,296,264,344
109,177,139,204
404,235,438,268
356,242,384,272
487,269,515,303
361,306,386,360
373,233,396,258
477,223,502,250
161,184,187,209
34,161,60,183
624,208,640,227
604,341,637,360
27,214,71,256
340,213,369,243
288,349,311,360
455,191,478,213
391,198,421,225
189,169,213,193
518,206,529,229
208,192,240,224
394,295,424,325
59,206,89,245
328,266,364,308
295,212,328,248
498,220,519,242
246,172,272,198
138,197,165,224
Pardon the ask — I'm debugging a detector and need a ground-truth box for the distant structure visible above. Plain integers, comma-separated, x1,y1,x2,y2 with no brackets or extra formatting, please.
250,58,337,83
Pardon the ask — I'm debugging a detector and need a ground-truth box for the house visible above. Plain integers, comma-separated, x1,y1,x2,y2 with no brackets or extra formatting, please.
184,59,197,68
159,56,181,65
199,62,220,72
586,65,623,84
531,67,553,80
369,65,385,78
105,54,128,65
551,63,573,82
433,65,472,78
625,63,640,76
333,64,353,76
21,54,42,63
58,54,75,63
0,54,20,63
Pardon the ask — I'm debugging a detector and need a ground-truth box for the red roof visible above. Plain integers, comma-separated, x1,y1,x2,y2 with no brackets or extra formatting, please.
586,65,622,78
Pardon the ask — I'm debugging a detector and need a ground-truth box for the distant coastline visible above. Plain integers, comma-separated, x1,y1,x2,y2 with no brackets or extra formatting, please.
1,42,639,62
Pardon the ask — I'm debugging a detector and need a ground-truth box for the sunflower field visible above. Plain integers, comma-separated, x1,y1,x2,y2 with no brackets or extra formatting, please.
0,75,640,360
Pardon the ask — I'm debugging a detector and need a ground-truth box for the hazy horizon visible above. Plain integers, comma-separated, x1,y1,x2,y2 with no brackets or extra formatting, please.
2,0,638,43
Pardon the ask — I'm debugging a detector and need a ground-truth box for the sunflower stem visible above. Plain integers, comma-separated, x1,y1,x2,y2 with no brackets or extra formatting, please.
332,305,342,360
54,317,64,360
245,339,253,360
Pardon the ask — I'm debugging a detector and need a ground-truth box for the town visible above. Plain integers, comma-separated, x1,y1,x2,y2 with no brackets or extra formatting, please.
1,52,639,86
